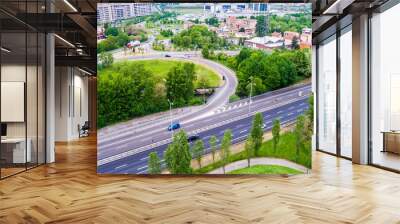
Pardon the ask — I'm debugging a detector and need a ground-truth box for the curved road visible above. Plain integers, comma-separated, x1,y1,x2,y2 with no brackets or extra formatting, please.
98,54,238,160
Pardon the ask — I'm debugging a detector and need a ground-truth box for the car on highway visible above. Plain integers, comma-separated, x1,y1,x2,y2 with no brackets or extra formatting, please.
165,54,171,57
167,122,180,131
187,134,200,142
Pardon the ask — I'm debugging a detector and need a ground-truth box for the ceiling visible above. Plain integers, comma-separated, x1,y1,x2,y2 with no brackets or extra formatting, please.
0,0,99,74
312,0,391,43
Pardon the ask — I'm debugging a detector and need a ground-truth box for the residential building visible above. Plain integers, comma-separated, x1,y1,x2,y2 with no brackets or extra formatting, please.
97,3,153,24
244,36,284,50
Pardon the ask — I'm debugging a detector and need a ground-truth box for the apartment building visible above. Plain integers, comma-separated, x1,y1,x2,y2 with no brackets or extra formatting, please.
97,3,153,24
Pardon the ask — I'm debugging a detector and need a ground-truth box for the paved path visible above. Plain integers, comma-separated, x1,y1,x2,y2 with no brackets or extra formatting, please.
208,157,310,174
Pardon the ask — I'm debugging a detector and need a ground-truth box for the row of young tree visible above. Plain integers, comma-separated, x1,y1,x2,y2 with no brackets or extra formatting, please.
148,95,314,173
98,60,199,128
147,113,264,174
204,47,311,97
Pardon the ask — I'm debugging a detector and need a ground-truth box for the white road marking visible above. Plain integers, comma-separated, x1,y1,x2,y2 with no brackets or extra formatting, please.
240,129,247,134
288,113,293,116
115,164,127,170
277,111,283,114
140,156,149,161
137,165,147,171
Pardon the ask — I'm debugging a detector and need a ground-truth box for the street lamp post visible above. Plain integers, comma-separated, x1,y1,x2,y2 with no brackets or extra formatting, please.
248,76,253,116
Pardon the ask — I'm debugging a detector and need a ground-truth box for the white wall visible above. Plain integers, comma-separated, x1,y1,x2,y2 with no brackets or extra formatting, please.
55,67,89,141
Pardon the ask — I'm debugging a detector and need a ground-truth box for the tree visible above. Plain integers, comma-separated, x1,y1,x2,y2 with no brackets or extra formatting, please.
250,113,264,156
220,129,232,174
192,140,205,168
294,115,306,163
148,152,161,174
272,119,281,153
202,46,210,59
305,94,314,141
165,63,196,106
205,17,219,27
209,135,218,162
164,131,192,174
98,52,114,69
292,36,300,50
197,74,211,89
245,136,254,167
256,16,267,37
239,27,245,32
105,27,119,37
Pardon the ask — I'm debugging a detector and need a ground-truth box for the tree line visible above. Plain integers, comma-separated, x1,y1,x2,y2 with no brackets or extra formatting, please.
171,25,231,50
204,47,311,97
97,26,147,53
98,59,201,128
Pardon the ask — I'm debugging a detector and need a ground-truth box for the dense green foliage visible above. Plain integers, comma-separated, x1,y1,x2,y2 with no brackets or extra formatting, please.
209,135,218,162
220,129,232,174
98,62,165,128
148,152,161,174
165,63,196,106
97,52,114,70
98,60,220,128
269,13,312,33
98,30,141,53
105,27,119,37
255,16,267,37
205,17,219,27
192,140,205,168
212,48,311,97
245,136,254,167
250,113,264,156
228,165,302,175
294,115,306,163
164,131,192,174
272,119,281,152
171,25,230,50
160,29,174,37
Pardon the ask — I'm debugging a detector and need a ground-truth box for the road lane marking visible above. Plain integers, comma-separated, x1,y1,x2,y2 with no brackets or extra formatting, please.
240,129,247,134
137,165,148,171
115,164,127,170
98,96,310,166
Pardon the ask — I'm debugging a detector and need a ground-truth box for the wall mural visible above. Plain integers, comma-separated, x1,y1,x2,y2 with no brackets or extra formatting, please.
97,3,313,175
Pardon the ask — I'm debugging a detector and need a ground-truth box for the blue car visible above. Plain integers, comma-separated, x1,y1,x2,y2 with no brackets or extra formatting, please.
168,122,180,131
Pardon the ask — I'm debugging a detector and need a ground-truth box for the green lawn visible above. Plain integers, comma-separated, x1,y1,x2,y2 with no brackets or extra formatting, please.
120,59,221,88
228,165,303,175
194,131,311,174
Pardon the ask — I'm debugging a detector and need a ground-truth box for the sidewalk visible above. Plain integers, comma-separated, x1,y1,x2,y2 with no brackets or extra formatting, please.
207,157,309,174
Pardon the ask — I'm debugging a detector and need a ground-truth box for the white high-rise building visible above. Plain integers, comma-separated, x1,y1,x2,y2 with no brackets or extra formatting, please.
204,3,268,15
97,3,154,24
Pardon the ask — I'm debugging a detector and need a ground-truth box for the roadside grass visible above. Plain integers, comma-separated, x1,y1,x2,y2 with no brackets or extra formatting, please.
228,165,303,175
194,131,311,174
114,60,221,88
229,94,241,103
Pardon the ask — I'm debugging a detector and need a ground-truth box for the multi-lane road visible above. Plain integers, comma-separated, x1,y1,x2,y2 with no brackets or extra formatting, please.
98,55,238,160
98,75,311,173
